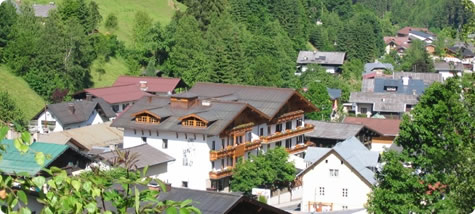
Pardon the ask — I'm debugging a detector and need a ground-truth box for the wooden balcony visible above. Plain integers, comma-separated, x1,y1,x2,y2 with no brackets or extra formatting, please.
210,147,235,161
209,167,233,180
245,140,262,151
261,123,314,144
286,142,313,154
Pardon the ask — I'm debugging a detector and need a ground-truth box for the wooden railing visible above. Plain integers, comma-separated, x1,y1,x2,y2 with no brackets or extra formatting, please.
209,167,233,179
261,124,314,144
210,146,235,161
286,142,313,154
245,140,261,151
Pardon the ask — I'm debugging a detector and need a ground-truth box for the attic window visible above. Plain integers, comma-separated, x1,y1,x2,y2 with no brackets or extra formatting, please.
182,117,207,128
132,111,160,124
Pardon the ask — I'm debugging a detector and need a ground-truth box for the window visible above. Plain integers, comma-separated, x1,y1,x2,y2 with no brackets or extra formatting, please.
221,139,225,149
341,160,344,165
182,117,207,127
221,159,225,168
134,129,136,135
135,114,159,124
285,139,292,148
182,182,188,188
342,206,348,210
296,118,303,127
276,124,283,132
297,135,303,144
384,86,398,92
267,127,271,135
148,130,151,136
325,159,328,163
259,128,264,136
286,121,292,130
267,144,270,150
162,139,168,149
212,141,216,150
361,108,368,114
330,169,339,176
156,131,159,136
276,141,282,147
141,137,147,143
247,132,252,142
319,187,325,196
342,188,348,197
176,132,178,139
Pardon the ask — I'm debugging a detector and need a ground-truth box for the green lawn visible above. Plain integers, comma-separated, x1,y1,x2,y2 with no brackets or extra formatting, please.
34,0,185,45
0,65,45,120
90,57,129,88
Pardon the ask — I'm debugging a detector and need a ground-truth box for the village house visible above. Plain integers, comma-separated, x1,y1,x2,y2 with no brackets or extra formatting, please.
446,42,475,71
348,92,418,119
0,139,92,176
296,51,346,74
343,117,401,152
32,2,56,17
305,120,376,148
361,77,426,96
111,83,317,192
384,27,435,55
298,137,379,212
74,76,185,113
327,88,341,120
434,61,464,80
37,122,123,152
392,72,443,85
32,98,116,134
363,62,394,79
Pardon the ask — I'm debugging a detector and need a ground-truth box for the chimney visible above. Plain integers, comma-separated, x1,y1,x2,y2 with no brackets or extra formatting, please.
68,103,75,114
139,81,148,91
402,76,409,86
148,96,153,103
86,94,92,101
412,89,417,96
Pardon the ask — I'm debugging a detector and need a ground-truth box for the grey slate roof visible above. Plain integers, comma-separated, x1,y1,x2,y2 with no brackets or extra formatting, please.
300,137,379,185
364,62,394,74
327,88,342,100
349,92,418,113
305,120,363,140
99,144,175,169
92,98,116,118
32,4,56,17
43,100,101,126
373,78,426,95
296,51,346,65
409,30,435,40
188,83,316,118
361,79,375,92
392,72,443,85
434,62,464,72
111,96,267,136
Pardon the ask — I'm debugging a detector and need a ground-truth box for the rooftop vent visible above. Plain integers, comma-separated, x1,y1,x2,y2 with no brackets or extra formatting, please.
139,81,148,91
68,103,75,114
201,100,211,106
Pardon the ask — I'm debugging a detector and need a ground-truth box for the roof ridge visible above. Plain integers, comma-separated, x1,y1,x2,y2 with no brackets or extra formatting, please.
195,82,296,92
116,75,181,80
171,187,243,198
85,83,138,90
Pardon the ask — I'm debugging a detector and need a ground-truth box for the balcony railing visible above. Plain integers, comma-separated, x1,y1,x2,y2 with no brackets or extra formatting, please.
210,146,235,161
286,142,313,154
245,140,261,151
261,123,314,144
209,167,233,179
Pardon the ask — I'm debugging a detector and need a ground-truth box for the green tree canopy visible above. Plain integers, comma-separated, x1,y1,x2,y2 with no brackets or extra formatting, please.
400,40,434,72
0,91,26,130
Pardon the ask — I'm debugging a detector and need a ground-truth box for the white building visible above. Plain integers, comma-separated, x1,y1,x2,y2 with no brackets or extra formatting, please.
111,83,318,192
298,137,379,212
434,62,464,81
296,51,346,74
32,99,116,134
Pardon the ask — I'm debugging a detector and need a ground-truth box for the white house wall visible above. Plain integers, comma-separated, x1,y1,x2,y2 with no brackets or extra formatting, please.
36,110,63,134
301,153,372,212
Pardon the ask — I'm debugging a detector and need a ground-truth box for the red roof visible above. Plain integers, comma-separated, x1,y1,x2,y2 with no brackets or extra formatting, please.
113,76,182,93
84,84,149,104
343,117,401,136
397,27,429,36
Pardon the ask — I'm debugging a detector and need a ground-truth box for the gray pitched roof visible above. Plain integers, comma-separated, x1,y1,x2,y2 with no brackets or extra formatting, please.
111,96,268,136
92,98,116,118
327,88,342,100
305,120,363,140
296,51,346,65
434,62,464,72
409,30,435,40
44,100,99,126
349,92,418,113
99,144,175,169
364,62,394,74
373,78,426,95
300,137,379,185
392,72,443,85
32,3,56,17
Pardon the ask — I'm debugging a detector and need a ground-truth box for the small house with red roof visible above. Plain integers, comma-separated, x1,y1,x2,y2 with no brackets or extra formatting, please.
343,117,401,152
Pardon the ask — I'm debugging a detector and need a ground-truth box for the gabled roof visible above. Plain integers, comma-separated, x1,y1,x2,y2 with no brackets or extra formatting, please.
305,120,363,140
93,98,116,118
392,72,443,85
398,27,430,36
349,92,418,113
37,100,105,126
83,84,150,104
0,140,69,175
37,122,123,151
384,36,410,49
409,30,435,40
299,137,379,186
434,62,464,72
32,3,56,17
113,76,184,93
296,51,346,65
364,62,394,74
327,88,341,100
99,144,175,169
343,117,401,137
373,78,426,95
157,188,289,214
188,83,317,118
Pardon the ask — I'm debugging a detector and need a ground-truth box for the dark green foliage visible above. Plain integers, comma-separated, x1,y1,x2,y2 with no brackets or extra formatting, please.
104,13,118,30
0,91,26,130
368,77,475,212
0,1,17,51
301,82,332,120
400,40,434,72
184,0,228,29
269,0,309,49
309,25,330,50
57,0,101,33
231,147,296,194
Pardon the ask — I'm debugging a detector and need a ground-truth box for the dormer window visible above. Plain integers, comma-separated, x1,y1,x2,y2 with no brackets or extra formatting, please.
132,111,160,124
179,114,208,128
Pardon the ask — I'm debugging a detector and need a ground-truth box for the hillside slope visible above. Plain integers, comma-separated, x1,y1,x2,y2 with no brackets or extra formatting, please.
0,65,45,120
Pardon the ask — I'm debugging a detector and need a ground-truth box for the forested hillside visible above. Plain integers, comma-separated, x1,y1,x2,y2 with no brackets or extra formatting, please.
0,0,473,124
